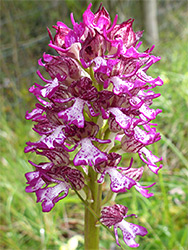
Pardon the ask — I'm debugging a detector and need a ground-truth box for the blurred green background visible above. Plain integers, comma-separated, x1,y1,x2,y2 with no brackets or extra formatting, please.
0,0,188,249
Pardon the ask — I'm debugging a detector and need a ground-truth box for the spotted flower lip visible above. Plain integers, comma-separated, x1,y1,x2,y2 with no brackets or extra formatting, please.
73,137,108,167
36,182,70,212
96,153,136,193
58,97,93,128
25,125,66,151
100,204,148,247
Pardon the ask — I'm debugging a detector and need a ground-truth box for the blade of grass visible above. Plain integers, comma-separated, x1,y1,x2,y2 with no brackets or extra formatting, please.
160,132,188,169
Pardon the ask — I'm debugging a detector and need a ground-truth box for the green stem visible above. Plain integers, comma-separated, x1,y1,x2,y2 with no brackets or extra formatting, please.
74,189,117,245
84,167,102,250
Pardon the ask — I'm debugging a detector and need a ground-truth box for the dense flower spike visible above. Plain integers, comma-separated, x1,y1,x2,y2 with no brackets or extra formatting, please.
25,3,163,248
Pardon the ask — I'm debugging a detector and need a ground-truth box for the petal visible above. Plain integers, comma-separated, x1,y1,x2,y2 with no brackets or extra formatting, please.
36,182,70,212
83,3,111,33
135,183,155,198
27,126,66,150
58,98,85,128
105,168,136,193
109,108,134,130
25,171,45,192
108,76,134,95
123,47,147,58
137,70,163,88
69,77,98,101
33,120,56,136
116,220,148,247
108,152,122,166
40,126,66,149
40,78,59,98
75,121,99,138
134,126,158,145
94,5,111,31
100,204,128,227
25,107,44,121
122,167,144,182
37,147,70,166
80,33,107,62
130,96,161,120
83,3,94,28
44,56,81,82
139,147,162,174
28,161,54,170
64,30,78,47
62,167,85,190
86,102,100,117
121,134,143,153
73,138,107,166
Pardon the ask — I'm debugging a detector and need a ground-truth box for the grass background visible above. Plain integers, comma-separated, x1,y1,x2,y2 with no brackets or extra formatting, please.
1,1,188,249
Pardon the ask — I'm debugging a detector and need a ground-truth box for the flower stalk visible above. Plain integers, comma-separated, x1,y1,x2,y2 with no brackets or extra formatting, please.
84,167,101,250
